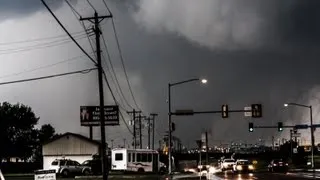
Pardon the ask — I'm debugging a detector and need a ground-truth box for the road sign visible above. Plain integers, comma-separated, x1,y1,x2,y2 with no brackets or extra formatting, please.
292,133,301,137
35,170,56,180
244,106,252,117
80,106,119,126
295,124,309,129
313,124,320,128
293,148,298,154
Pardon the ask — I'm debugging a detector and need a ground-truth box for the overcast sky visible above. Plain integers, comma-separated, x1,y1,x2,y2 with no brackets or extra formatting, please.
0,0,320,148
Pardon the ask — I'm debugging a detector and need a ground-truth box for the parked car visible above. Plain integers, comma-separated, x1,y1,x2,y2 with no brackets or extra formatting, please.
49,159,91,177
268,159,288,173
232,159,254,173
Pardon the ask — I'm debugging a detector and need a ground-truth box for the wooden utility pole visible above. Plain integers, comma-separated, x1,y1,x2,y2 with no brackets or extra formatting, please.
80,12,112,180
150,113,158,150
127,109,141,149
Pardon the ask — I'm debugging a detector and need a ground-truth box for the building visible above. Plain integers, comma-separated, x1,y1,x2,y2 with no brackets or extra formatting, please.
42,132,101,170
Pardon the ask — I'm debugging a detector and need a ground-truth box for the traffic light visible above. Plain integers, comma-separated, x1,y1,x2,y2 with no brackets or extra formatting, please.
251,104,262,118
221,104,229,118
249,123,254,132
171,122,176,132
278,122,283,132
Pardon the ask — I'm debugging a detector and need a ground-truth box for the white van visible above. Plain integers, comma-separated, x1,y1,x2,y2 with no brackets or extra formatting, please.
111,148,166,173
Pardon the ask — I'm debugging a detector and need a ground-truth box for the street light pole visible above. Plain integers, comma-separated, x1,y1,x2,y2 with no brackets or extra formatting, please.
168,83,172,174
284,103,315,169
167,78,207,174
310,106,314,169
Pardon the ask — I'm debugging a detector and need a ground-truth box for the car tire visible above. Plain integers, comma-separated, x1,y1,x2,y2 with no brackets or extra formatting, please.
61,170,69,177
138,168,145,173
83,169,90,176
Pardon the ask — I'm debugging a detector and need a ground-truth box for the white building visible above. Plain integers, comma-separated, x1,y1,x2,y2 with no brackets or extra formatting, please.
42,132,101,170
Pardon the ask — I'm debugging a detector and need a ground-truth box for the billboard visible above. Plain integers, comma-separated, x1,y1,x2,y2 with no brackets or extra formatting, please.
80,106,119,126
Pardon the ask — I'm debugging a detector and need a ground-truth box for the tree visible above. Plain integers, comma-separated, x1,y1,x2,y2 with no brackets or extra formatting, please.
0,102,39,162
32,124,59,163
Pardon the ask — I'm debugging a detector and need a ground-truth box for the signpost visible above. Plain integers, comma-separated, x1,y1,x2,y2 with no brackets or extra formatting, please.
34,170,56,180
80,106,119,126
292,133,301,138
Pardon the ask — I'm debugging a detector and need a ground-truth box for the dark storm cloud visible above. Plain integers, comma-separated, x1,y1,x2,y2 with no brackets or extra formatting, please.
0,0,72,19
104,0,320,147
134,0,320,50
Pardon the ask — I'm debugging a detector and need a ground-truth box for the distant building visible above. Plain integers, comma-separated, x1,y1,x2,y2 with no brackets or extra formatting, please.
42,132,102,170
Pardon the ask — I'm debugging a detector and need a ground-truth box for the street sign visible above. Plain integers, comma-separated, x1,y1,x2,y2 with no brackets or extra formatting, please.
313,124,320,128
244,106,252,117
80,106,119,126
295,124,309,129
35,170,56,180
174,110,194,116
292,133,301,137
293,148,298,154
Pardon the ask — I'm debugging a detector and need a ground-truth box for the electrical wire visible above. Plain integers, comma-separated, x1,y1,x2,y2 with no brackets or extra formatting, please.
86,0,96,12
101,33,135,110
102,1,142,111
65,0,97,60
0,68,97,86
103,70,133,135
0,34,88,55
0,31,86,46
41,0,97,65
0,54,93,79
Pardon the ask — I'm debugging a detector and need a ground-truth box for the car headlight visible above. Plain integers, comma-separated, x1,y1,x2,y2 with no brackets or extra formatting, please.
198,165,202,169
249,165,254,170
236,165,242,170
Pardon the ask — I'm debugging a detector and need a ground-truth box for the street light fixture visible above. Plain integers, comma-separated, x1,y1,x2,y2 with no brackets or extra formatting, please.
284,102,314,169
168,78,207,174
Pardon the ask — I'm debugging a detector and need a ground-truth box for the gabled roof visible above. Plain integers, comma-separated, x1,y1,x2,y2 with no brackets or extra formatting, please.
42,132,101,146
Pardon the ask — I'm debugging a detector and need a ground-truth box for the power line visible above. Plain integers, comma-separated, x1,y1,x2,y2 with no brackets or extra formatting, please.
86,0,96,12
0,68,97,86
65,0,97,60
41,0,97,65
0,31,86,46
102,70,133,135
0,54,93,79
101,33,135,110
0,34,88,55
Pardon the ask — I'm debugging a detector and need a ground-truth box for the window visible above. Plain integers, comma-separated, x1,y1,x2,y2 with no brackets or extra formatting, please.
132,153,136,162
51,160,58,166
137,153,141,162
66,161,73,166
73,161,80,166
148,154,152,162
141,154,148,162
115,153,123,161
128,153,131,162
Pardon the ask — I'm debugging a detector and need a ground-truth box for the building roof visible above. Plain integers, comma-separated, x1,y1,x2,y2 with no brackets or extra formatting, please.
42,132,102,146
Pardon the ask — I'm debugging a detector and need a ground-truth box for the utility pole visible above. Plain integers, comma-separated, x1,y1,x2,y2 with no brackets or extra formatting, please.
139,113,143,149
290,130,293,159
127,109,141,149
205,131,209,165
146,117,151,149
80,12,112,180
123,138,126,148
150,113,158,150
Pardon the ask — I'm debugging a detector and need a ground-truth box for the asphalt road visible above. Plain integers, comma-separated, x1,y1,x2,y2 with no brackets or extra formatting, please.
212,171,320,180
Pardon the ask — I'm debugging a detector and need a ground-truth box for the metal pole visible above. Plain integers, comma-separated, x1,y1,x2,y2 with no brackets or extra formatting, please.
152,116,155,150
133,109,136,149
94,12,108,179
290,130,293,160
139,113,142,149
205,131,208,165
168,83,172,174
148,117,151,149
310,106,315,169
